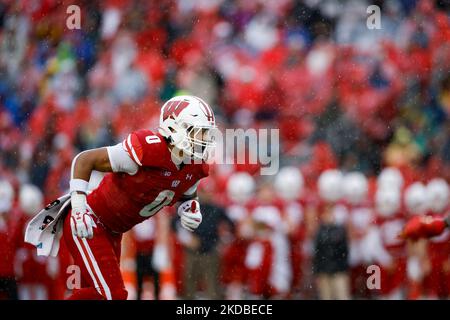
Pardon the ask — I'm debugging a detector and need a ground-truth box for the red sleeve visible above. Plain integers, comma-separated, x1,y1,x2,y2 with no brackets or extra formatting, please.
122,129,166,167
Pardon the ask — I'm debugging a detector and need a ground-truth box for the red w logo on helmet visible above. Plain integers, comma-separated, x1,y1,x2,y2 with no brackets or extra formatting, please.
196,98,214,123
162,100,190,120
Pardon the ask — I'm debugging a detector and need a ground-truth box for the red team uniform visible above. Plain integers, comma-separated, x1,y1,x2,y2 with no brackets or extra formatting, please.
63,129,208,300
423,208,450,298
376,211,407,297
88,130,208,233
16,213,66,300
245,199,292,298
221,200,253,288
282,198,307,293
345,201,375,297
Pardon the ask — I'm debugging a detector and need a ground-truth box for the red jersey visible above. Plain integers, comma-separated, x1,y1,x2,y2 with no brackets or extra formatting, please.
87,129,209,233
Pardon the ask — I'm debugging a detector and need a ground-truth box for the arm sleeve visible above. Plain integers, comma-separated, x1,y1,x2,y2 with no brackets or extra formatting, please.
106,143,139,175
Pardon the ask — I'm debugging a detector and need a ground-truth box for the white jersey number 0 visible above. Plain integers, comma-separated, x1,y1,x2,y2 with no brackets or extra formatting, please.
139,190,175,217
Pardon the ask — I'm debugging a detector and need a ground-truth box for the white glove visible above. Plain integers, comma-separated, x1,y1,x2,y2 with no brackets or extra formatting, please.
70,192,96,239
177,199,202,232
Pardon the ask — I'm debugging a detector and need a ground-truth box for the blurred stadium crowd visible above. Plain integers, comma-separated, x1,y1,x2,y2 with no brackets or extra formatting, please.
0,0,449,299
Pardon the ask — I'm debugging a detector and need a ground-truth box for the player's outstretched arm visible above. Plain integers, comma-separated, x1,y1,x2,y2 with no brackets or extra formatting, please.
71,148,113,183
400,215,449,241
70,148,113,239
69,143,140,238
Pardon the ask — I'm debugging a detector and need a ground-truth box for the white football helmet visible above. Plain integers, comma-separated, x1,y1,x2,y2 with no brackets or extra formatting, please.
318,169,344,202
377,167,404,191
404,182,428,215
252,206,281,230
274,166,304,201
19,184,43,216
342,172,368,205
227,172,255,204
375,188,401,217
426,178,449,213
0,180,14,213
158,95,217,161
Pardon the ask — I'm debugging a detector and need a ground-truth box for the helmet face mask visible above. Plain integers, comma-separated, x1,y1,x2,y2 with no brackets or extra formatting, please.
159,95,217,162
186,125,217,161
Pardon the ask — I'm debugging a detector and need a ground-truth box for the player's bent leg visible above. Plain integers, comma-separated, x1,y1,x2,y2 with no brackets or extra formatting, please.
63,210,128,300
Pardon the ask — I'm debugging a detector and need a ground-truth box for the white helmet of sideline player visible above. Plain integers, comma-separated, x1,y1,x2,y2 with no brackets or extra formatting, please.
227,172,255,205
404,182,428,215
274,166,304,201
0,180,14,213
377,167,404,191
159,95,217,161
426,178,449,213
19,184,43,217
342,172,368,205
375,187,401,217
318,169,344,202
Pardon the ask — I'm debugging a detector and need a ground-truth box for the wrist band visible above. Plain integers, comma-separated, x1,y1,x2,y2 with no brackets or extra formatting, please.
70,179,89,194
71,192,87,209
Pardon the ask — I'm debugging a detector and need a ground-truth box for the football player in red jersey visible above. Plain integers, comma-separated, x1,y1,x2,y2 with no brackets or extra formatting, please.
401,179,449,241
64,95,217,300
341,172,375,298
402,182,430,299
374,187,406,299
16,184,66,300
402,179,450,298
273,166,306,297
221,172,255,299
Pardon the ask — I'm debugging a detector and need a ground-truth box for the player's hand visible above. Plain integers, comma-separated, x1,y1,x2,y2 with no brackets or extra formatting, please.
70,192,96,239
399,215,447,241
178,199,202,232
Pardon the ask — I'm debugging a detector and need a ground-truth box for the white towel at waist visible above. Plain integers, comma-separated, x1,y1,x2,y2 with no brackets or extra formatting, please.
24,193,71,257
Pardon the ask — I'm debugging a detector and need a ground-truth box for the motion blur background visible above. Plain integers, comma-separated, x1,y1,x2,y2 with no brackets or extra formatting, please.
0,0,449,300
